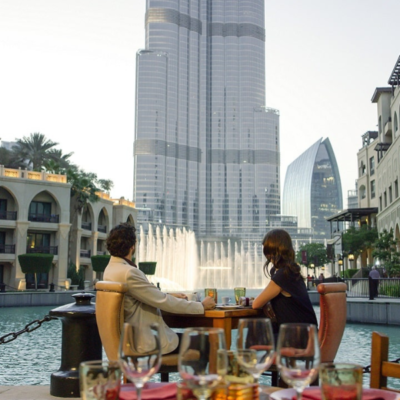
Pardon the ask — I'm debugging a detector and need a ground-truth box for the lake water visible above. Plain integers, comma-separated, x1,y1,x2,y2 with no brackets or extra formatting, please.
1,289,400,388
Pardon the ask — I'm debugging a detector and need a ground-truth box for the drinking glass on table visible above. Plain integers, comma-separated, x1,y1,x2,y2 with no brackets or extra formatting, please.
236,318,275,384
276,323,320,400
118,323,162,400
320,363,362,400
178,327,228,400
234,287,246,304
79,360,121,400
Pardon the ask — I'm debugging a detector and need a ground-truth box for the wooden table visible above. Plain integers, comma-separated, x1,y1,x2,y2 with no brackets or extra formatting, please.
162,307,264,349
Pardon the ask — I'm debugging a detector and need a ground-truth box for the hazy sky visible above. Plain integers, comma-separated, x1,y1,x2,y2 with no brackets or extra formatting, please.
0,0,399,207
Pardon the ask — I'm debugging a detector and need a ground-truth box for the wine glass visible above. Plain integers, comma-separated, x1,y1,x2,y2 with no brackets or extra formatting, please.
236,318,275,383
276,323,320,400
118,323,162,400
178,327,228,400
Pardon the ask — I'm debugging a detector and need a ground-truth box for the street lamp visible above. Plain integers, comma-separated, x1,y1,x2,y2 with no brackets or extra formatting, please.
338,257,343,278
348,253,355,262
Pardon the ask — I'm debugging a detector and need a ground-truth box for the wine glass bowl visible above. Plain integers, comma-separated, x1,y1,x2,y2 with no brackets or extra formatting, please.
236,318,275,382
276,323,320,400
118,323,162,400
178,327,228,400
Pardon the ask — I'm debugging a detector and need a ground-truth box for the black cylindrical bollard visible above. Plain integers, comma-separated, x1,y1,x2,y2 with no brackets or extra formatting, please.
50,293,102,398
49,282,55,292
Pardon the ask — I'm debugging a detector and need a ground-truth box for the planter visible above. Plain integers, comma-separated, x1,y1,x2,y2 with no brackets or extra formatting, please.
138,262,157,275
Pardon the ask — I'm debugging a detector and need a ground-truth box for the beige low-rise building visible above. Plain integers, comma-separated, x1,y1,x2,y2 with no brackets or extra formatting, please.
0,166,137,290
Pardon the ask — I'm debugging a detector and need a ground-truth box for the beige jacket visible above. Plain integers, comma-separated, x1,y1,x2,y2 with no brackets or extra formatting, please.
103,256,204,354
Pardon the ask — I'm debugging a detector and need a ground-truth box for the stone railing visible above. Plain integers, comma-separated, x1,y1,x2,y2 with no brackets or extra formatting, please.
0,166,67,183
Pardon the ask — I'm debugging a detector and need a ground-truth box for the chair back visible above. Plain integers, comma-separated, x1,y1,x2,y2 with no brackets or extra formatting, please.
95,281,127,361
370,331,400,392
317,282,347,363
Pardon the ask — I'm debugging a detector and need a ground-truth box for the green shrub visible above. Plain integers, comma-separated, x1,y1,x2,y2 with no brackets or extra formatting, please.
138,261,157,275
91,255,111,272
343,269,358,278
67,263,85,288
380,283,400,297
18,254,54,274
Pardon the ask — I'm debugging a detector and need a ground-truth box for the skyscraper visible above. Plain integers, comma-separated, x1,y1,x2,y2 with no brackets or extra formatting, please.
282,138,343,240
134,0,280,240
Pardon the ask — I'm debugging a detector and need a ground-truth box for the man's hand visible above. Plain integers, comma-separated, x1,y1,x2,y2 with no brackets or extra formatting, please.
202,296,216,310
168,292,188,300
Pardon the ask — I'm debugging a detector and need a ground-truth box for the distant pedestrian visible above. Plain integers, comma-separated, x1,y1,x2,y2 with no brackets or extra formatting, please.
369,266,380,300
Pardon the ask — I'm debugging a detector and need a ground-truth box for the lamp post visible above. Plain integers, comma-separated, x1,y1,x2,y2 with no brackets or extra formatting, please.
338,257,343,279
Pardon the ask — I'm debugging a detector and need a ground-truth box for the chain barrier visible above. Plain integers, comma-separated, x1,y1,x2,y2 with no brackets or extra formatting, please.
363,357,400,374
0,315,58,345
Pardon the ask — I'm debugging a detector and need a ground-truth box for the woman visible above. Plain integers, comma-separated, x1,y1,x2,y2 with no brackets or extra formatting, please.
252,229,318,335
103,223,215,354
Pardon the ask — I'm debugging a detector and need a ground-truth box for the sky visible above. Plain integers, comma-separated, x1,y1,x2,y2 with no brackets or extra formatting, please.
0,0,399,207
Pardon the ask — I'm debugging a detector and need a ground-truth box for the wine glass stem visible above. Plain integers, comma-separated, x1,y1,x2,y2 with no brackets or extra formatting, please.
296,389,303,400
136,387,143,400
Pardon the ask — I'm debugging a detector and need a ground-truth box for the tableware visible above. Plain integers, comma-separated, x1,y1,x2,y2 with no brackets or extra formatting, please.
225,350,255,384
221,296,231,305
234,287,246,304
79,360,121,400
178,327,228,400
276,323,320,400
270,387,400,400
216,304,243,310
236,318,275,385
118,323,162,400
119,382,177,400
320,363,362,400
205,288,218,303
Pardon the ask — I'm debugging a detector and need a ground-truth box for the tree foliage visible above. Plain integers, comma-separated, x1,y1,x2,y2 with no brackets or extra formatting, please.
372,229,400,277
342,226,378,256
296,243,328,269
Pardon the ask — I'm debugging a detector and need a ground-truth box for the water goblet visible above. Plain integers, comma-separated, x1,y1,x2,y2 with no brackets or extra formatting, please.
178,327,228,400
118,322,162,400
236,318,275,384
79,360,121,400
276,323,320,400
234,287,246,304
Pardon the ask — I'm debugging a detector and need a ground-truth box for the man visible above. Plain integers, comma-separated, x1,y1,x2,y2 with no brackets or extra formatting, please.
369,266,380,300
103,223,215,354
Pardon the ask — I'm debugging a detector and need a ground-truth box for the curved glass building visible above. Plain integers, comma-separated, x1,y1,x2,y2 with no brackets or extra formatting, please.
282,138,342,240
134,0,280,239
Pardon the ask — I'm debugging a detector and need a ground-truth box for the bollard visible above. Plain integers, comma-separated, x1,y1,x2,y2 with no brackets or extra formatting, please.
49,282,55,292
0,282,5,292
50,293,102,398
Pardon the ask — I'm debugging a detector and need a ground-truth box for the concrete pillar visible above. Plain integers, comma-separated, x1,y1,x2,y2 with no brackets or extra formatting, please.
14,221,29,287
56,223,71,284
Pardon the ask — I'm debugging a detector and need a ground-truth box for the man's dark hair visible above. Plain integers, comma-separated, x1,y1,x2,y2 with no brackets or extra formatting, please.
106,223,136,258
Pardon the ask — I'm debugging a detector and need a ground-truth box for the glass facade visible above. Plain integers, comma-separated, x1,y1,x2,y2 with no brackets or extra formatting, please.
282,138,342,240
134,0,280,239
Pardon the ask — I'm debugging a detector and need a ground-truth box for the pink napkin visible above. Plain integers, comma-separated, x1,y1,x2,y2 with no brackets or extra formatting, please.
294,387,386,400
119,382,177,400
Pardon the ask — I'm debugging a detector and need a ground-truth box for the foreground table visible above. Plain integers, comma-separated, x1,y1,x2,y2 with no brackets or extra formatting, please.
162,306,264,348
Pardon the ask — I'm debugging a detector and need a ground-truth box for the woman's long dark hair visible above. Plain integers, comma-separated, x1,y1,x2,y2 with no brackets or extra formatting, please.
262,229,302,279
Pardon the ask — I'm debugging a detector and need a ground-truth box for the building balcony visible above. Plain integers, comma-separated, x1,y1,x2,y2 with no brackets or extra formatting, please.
0,211,17,221
384,120,392,136
26,246,58,255
98,225,107,233
81,221,92,230
28,213,59,223
0,244,15,254
80,249,91,258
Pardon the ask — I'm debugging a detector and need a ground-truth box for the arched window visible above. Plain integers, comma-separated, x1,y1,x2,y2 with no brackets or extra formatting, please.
379,116,382,134
394,112,398,134
359,185,366,199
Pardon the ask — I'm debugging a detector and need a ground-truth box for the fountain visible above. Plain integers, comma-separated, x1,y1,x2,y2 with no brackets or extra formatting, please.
137,224,271,291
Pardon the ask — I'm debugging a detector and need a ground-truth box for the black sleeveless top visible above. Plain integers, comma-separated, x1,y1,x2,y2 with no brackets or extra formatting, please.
270,268,318,334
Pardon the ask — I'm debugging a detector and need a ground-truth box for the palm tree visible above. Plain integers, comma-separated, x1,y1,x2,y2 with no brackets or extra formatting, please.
12,133,58,171
43,149,75,173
